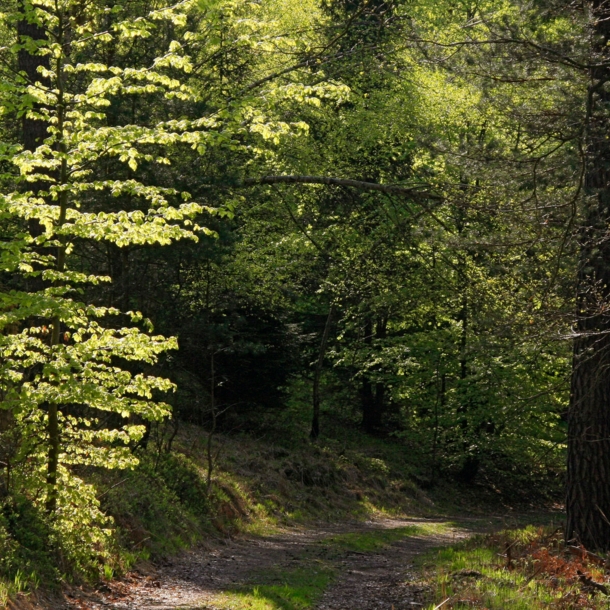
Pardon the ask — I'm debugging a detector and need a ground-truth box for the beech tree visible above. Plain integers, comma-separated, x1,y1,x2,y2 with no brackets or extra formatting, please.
0,0,351,537
0,0,212,558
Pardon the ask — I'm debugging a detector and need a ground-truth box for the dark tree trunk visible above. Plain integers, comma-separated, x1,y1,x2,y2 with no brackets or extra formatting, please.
361,315,387,432
455,289,479,483
18,18,49,152
361,315,376,431
18,4,50,317
373,315,387,420
361,377,377,431
565,0,610,550
17,3,59,512
310,305,335,439
18,8,50,242
107,244,131,310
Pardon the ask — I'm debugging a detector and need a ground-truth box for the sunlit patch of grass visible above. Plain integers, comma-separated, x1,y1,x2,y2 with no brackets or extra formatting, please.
241,511,282,538
319,522,453,553
418,526,605,609
0,581,8,608
214,565,334,610
0,570,40,608
422,546,557,609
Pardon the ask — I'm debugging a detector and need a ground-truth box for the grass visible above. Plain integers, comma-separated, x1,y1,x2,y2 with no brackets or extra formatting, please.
214,565,334,610
170,418,432,534
0,570,40,608
418,525,610,609
422,545,562,609
319,522,453,553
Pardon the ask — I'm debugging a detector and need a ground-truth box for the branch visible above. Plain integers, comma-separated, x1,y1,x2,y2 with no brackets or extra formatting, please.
230,42,380,100
242,175,443,201
238,175,449,230
411,36,595,71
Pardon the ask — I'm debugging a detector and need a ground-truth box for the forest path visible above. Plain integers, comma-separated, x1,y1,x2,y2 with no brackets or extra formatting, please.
65,516,484,610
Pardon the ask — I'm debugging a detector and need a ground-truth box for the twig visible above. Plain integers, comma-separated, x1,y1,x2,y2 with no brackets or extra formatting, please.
519,563,545,590
577,570,609,595
567,545,610,569
98,477,130,498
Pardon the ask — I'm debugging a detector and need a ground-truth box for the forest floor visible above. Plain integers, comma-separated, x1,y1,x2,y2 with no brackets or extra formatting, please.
55,515,486,610
9,415,563,610
3,416,565,610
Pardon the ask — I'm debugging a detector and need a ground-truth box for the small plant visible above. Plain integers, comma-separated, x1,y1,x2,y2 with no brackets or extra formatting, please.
13,570,29,594
0,582,8,608
103,565,114,581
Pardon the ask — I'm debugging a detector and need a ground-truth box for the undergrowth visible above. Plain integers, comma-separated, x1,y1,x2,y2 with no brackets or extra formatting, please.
0,413,438,605
419,524,610,609
0,406,561,607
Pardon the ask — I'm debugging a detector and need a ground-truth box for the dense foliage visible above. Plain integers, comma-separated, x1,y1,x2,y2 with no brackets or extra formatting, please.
0,0,607,593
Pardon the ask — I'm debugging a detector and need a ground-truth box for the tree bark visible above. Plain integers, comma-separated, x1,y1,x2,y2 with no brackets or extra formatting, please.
373,315,387,424
18,13,50,154
45,71,68,515
565,0,610,550
455,288,479,483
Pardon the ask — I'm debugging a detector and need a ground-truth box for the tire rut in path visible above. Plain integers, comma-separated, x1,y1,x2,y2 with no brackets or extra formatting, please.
66,518,471,610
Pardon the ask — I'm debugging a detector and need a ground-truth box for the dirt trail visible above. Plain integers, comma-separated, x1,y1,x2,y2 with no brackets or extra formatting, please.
62,517,473,610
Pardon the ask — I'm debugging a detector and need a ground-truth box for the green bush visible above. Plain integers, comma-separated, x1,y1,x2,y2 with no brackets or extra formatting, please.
100,453,208,559
0,496,59,587
155,452,210,515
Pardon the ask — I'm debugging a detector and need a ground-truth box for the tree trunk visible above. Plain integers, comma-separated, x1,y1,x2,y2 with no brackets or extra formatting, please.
17,5,49,241
17,3,62,512
565,0,610,550
310,305,335,439
361,377,377,432
455,288,479,483
361,315,387,432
